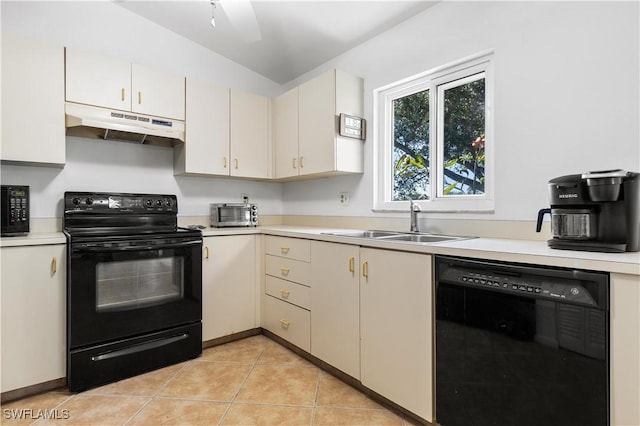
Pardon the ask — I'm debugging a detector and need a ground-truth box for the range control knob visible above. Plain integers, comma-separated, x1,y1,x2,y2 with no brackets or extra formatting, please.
85,198,94,206
165,198,173,207
72,198,81,206
155,200,163,207
145,199,154,207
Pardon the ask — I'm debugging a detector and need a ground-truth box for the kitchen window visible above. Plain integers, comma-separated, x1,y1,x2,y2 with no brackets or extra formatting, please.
374,51,494,212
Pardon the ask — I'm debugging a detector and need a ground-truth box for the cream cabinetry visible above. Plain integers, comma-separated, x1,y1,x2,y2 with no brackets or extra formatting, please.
202,235,258,341
273,87,299,179
273,69,364,180
610,272,640,426
174,78,230,176
310,241,360,379
230,89,271,179
1,244,66,392
1,32,65,166
65,48,185,120
263,236,311,351
360,248,433,422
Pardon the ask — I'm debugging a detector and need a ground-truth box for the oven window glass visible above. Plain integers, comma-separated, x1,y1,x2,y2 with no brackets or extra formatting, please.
96,257,184,312
219,207,249,222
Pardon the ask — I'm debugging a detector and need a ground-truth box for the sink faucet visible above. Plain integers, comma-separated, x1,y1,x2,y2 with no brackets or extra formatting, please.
410,200,421,233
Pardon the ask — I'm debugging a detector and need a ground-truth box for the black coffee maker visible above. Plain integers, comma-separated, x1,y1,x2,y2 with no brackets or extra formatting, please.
536,169,640,252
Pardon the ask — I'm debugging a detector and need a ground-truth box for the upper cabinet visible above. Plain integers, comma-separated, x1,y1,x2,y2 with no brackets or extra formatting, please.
230,89,271,179
65,48,185,120
1,32,65,166
175,78,230,176
273,69,364,180
175,84,271,179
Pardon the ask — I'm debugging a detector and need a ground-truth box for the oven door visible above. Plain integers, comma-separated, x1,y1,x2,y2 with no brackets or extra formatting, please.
68,233,202,349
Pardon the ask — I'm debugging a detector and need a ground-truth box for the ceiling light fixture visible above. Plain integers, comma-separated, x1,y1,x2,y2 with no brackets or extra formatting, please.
210,0,216,28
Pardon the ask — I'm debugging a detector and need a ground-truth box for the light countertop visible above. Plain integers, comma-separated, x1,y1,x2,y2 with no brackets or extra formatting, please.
2,226,638,276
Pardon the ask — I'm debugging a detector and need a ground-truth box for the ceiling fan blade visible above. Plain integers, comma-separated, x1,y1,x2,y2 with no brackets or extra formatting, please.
219,0,262,43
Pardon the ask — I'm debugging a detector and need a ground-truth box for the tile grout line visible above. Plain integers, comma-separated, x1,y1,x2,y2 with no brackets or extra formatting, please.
217,339,271,425
310,368,322,426
122,360,192,426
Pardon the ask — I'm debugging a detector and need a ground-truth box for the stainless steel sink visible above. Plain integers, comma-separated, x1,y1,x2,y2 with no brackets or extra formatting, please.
381,234,465,243
322,230,404,238
322,230,472,244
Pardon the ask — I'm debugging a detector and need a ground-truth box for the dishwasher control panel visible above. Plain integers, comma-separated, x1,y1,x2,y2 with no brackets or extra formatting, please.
436,256,608,309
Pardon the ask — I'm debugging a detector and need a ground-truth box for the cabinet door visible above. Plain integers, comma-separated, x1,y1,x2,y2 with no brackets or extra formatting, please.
131,63,185,120
177,78,230,175
65,48,131,111
230,90,271,179
298,69,336,176
1,33,65,165
360,248,433,422
1,245,66,392
202,235,257,341
273,87,299,179
310,241,360,378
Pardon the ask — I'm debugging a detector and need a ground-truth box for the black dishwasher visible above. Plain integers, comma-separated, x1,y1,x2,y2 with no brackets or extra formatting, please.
435,255,609,426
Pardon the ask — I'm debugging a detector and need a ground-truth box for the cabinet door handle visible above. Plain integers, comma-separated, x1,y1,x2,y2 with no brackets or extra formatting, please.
292,158,297,169
223,157,227,168
362,261,368,279
204,246,210,260
280,267,290,276
51,257,57,274
299,156,304,168
348,256,355,273
280,319,291,329
234,158,239,169
280,247,290,254
138,91,142,105
121,88,126,102
280,289,290,298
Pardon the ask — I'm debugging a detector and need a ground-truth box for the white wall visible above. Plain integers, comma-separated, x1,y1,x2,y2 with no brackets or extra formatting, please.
0,1,284,219
281,1,640,221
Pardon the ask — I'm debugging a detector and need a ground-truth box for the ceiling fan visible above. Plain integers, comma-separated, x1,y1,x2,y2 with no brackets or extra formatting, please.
211,0,262,43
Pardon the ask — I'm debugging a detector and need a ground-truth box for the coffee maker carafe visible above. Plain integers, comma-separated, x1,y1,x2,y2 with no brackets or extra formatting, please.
536,169,640,252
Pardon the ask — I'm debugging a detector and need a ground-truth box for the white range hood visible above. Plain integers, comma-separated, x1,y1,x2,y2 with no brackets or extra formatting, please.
65,103,185,147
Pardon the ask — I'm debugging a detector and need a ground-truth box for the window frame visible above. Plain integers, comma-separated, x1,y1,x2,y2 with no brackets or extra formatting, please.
373,51,494,213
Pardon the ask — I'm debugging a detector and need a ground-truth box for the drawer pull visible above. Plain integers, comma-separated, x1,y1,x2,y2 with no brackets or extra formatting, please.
280,319,291,329
348,256,355,273
280,267,290,276
280,247,290,254
280,289,290,298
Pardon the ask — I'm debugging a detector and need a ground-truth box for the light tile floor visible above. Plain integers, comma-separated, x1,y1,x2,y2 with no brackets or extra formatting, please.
1,335,418,425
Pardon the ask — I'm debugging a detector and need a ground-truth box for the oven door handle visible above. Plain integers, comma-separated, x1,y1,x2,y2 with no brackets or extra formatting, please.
73,239,202,253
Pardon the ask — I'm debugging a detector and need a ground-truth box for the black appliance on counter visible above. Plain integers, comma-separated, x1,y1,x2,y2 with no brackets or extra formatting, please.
63,191,203,392
536,169,640,252
1,185,29,236
435,255,609,426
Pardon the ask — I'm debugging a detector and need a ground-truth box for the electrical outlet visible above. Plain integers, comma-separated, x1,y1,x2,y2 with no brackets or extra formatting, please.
339,192,350,206
241,193,249,203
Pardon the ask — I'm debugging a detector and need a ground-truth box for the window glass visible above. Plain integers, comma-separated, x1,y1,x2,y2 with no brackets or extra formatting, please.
393,89,430,201
441,74,486,196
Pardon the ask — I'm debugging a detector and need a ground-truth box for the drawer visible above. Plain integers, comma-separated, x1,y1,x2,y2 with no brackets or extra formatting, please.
265,255,311,285
265,275,310,310
265,236,311,262
263,295,310,352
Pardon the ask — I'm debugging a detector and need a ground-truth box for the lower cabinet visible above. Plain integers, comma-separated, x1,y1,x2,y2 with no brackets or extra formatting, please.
310,241,360,379
202,235,258,341
309,241,433,422
1,244,66,392
360,248,433,422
